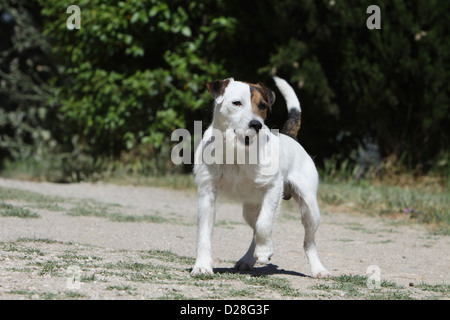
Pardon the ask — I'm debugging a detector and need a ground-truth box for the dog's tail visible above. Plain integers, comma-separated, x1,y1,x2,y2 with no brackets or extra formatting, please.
273,76,301,140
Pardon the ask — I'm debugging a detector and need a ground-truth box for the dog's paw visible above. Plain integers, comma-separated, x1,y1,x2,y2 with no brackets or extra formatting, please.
234,257,256,271
255,254,271,265
312,268,331,279
190,264,214,277
256,256,271,265
254,243,273,265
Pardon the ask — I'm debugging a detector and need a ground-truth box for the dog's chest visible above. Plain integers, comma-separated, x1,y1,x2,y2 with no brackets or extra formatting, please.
217,165,268,202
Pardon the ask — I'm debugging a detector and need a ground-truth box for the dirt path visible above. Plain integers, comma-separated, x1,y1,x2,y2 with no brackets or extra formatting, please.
0,177,448,300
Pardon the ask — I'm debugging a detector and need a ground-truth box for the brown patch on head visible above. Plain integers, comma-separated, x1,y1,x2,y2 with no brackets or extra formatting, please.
248,82,276,120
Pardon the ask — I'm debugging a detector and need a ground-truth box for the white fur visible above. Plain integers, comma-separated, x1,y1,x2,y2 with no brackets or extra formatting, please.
273,76,301,111
191,77,330,278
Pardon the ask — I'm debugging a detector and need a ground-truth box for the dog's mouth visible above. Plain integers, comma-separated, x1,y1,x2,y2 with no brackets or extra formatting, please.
236,134,253,146
236,133,256,146
233,128,259,146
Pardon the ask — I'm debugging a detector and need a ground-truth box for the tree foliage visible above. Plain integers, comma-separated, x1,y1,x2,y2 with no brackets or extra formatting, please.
0,0,71,180
0,0,449,180
38,0,235,157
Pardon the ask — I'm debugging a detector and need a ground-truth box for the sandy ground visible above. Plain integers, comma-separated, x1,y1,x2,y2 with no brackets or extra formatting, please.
0,177,448,300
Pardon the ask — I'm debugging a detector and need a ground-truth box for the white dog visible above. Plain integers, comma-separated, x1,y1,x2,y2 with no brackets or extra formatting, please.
191,76,330,278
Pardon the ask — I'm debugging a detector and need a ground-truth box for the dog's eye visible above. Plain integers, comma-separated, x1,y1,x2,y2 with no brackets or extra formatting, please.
258,103,268,111
232,101,242,106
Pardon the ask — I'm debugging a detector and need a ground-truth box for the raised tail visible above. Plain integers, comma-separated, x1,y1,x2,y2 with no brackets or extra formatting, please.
273,76,301,140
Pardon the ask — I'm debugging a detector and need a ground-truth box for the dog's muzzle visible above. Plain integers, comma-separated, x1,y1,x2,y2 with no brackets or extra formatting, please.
233,120,263,146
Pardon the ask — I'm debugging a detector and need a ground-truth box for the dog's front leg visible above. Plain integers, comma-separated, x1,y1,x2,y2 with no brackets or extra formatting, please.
191,183,217,276
253,181,282,265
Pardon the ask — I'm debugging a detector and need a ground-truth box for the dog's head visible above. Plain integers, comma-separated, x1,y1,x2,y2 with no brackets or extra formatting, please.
207,78,275,146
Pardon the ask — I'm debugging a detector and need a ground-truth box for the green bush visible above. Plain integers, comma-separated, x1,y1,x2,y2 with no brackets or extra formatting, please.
0,0,75,181
257,0,450,174
38,0,235,160
1,0,449,182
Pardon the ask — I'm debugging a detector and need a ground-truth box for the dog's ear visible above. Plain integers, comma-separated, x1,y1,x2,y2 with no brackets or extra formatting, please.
257,82,276,111
206,78,232,104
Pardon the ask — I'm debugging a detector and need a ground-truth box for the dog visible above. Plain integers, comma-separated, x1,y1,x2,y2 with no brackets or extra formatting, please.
190,76,330,278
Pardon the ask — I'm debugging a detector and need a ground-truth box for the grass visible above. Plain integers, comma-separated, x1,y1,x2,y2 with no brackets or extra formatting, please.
309,275,450,300
140,249,196,265
310,274,412,299
66,205,110,218
66,204,174,223
0,186,180,224
101,173,197,190
0,175,448,299
0,203,39,218
415,283,450,294
0,185,64,219
1,237,448,300
0,186,63,210
317,181,450,235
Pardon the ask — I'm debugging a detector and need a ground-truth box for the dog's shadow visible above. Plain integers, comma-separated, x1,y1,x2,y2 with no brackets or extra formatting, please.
188,264,309,278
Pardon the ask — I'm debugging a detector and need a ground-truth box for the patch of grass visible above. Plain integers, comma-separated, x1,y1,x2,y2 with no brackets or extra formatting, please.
333,274,401,289
17,238,59,244
106,284,135,291
66,204,173,224
106,261,154,272
199,271,301,298
369,291,414,300
21,247,45,256
415,283,450,294
7,289,59,300
66,205,109,218
0,203,39,218
8,289,39,299
102,174,196,190
102,260,175,284
37,261,63,276
369,239,393,244
309,274,412,299
80,273,97,282
141,249,196,265
319,182,450,235
319,193,345,206
245,276,301,297
42,292,59,300
228,288,257,298
0,187,168,225
65,291,87,299
0,238,61,259
108,213,171,223
57,252,103,261
0,186,64,211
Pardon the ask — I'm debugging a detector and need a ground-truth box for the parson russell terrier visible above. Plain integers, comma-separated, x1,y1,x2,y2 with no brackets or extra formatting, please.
191,76,330,278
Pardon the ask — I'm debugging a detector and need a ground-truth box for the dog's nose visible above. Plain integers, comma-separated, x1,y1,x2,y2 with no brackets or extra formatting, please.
248,120,263,133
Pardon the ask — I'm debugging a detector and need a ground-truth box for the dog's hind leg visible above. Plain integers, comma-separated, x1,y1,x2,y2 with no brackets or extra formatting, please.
291,181,330,278
234,202,260,271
